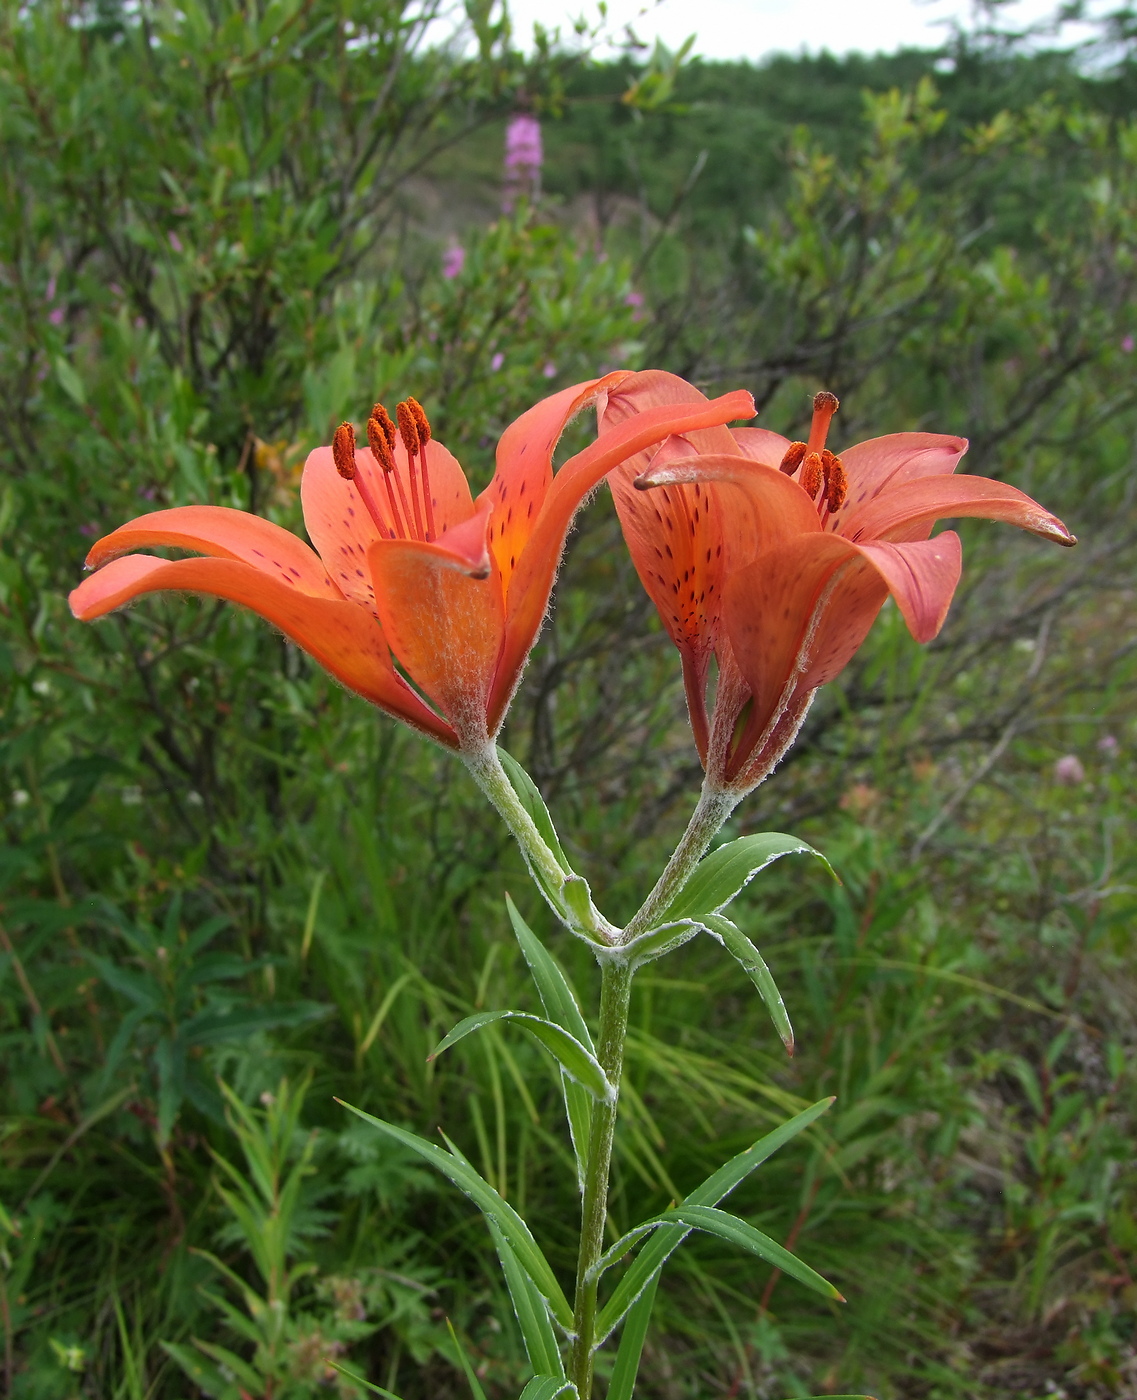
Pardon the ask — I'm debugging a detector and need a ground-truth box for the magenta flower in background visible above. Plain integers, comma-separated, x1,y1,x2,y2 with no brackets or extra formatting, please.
49,307,65,325
168,231,183,253
503,113,542,212
490,352,505,371
1054,754,1085,786
1122,335,1135,353
442,241,465,279
542,362,557,379
1097,733,1119,757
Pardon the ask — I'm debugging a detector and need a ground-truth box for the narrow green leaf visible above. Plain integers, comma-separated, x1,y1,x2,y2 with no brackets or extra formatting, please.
446,1318,489,1400
430,1010,613,1103
497,748,571,873
53,354,86,406
664,833,834,922
189,1337,263,1392
702,914,794,1054
337,1100,574,1329
505,895,594,1185
662,1205,843,1301
505,896,592,1050
617,919,702,969
159,1342,230,1400
489,1222,564,1378
518,1379,576,1400
605,1269,659,1400
327,1361,405,1398
596,1097,834,1341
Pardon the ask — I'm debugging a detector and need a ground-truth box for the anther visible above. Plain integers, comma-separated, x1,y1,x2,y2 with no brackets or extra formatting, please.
779,441,807,475
371,403,398,453
367,415,395,472
333,422,357,479
406,396,431,446
822,450,847,512
807,389,840,454
800,452,824,500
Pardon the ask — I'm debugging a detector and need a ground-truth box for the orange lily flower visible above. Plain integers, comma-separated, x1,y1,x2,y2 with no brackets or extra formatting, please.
71,374,755,753
599,371,1075,792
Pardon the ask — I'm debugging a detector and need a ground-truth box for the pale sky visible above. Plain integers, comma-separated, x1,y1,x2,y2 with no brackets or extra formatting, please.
500,0,1100,62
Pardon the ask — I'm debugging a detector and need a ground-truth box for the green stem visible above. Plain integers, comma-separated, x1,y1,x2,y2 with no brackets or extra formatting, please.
569,960,633,1400
623,781,739,942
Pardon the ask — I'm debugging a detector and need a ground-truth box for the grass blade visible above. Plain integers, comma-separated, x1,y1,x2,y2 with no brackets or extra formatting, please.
328,1361,406,1398
605,1268,659,1400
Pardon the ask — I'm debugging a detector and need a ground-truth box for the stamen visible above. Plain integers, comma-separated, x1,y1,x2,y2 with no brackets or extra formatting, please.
368,414,407,537
396,400,425,539
405,396,436,541
806,390,839,454
372,403,414,540
800,451,824,500
333,421,391,539
822,450,847,512
333,422,357,479
779,441,807,475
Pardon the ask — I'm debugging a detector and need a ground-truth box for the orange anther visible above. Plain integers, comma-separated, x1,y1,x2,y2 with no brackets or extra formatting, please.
371,403,398,452
823,450,847,512
800,451,824,500
332,422,356,479
779,441,807,475
406,396,432,446
396,400,420,457
367,416,395,472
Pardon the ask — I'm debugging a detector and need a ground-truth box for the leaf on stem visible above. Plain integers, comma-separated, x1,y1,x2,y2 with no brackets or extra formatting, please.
660,1204,843,1300
429,1009,614,1103
518,1379,578,1400
336,1100,574,1329
489,1222,565,1378
604,1269,659,1400
506,894,595,1186
663,832,835,922
498,747,572,874
595,1096,834,1340
701,913,794,1054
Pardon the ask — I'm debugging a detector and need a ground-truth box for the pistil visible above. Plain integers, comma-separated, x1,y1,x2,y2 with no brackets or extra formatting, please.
777,391,847,525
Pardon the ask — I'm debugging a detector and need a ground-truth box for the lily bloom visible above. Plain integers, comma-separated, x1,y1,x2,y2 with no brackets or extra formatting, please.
599,372,1075,793
71,375,755,753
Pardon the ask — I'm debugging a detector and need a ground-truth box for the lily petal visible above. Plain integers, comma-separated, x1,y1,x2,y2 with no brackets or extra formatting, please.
635,453,823,548
480,371,632,591
84,506,342,599
730,426,793,464
367,501,503,741
842,473,1076,547
68,554,457,745
826,432,970,533
487,389,756,731
851,534,963,643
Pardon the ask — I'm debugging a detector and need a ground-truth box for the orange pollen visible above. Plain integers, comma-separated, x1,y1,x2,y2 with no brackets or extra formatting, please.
779,441,807,475
396,401,420,457
806,389,840,454
332,422,356,479
406,396,431,445
823,450,847,512
371,403,397,453
366,416,395,472
800,451,824,499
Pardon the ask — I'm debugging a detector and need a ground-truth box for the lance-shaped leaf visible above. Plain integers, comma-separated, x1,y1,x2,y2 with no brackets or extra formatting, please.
446,1318,489,1400
661,1204,843,1301
605,1269,660,1400
327,1361,405,1398
498,748,572,875
612,918,702,970
595,1096,834,1341
430,1010,613,1104
337,1101,574,1329
701,913,794,1055
518,1380,577,1400
507,895,595,1185
664,833,835,922
489,1222,565,1379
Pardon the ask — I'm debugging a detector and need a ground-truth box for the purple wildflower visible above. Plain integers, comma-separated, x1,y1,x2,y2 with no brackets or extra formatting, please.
1054,754,1085,786
503,113,542,212
442,241,466,279
491,352,505,372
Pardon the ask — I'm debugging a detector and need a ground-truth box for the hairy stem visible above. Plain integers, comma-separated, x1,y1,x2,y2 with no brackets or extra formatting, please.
569,960,633,1400
623,781,739,942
